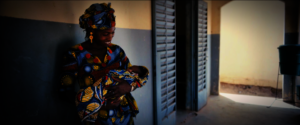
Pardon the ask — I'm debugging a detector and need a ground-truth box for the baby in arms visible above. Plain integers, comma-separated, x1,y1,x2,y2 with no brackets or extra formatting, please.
76,65,149,122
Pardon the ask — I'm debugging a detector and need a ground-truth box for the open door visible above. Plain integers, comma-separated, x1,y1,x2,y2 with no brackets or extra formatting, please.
152,0,177,125
196,0,208,111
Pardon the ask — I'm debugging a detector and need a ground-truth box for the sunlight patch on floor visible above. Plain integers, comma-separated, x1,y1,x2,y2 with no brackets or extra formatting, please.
220,93,300,109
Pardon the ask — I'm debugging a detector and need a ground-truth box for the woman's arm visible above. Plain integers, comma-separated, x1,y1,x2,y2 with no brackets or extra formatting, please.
102,47,132,106
104,47,149,103
59,48,79,102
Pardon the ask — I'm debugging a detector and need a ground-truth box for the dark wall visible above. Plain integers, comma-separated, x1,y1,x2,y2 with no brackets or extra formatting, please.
2,16,153,125
282,0,299,103
210,34,220,95
2,16,83,124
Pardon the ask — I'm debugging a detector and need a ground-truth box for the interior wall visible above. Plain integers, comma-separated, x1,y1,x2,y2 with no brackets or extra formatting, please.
1,1,153,124
219,1,284,89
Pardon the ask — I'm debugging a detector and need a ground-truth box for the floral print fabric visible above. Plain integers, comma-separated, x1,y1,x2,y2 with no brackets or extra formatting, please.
60,43,147,124
76,69,149,122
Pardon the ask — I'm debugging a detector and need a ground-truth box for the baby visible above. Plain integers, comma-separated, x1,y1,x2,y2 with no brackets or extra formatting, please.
75,65,149,122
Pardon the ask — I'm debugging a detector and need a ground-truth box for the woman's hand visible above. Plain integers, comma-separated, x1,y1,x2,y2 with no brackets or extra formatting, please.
103,77,132,107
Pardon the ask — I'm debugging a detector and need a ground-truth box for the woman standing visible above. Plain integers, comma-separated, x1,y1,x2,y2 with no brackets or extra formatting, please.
60,3,147,125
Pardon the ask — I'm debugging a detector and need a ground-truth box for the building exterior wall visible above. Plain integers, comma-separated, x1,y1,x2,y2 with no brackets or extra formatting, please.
219,1,284,89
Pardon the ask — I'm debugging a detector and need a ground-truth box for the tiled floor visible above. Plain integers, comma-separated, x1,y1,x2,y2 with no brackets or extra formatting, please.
176,93,300,125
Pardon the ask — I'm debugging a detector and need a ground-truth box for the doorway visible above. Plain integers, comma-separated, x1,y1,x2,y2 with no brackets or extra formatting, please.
219,1,285,98
175,0,208,124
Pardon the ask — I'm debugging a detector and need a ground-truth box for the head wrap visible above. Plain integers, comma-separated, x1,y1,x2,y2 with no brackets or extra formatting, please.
79,3,116,30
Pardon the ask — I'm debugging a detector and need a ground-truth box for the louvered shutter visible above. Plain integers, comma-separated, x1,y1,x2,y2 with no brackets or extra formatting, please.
152,0,176,124
196,0,208,111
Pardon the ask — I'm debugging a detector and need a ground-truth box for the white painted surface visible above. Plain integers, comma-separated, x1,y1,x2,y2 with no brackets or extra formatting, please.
220,1,284,88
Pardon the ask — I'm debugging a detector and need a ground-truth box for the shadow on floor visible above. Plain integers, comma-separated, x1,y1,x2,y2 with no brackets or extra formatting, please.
177,93,300,125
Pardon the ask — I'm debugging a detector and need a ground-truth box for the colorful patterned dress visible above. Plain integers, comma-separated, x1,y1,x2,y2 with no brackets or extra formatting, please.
60,43,147,125
76,69,148,123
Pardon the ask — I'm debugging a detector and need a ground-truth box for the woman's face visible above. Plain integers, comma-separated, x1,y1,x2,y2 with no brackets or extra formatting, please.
92,27,115,46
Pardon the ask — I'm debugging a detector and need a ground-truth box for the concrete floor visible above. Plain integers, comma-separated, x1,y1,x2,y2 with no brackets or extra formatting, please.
176,93,300,125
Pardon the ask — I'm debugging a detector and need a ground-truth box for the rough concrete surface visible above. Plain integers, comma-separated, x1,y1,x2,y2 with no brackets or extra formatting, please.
176,94,300,125
220,82,282,98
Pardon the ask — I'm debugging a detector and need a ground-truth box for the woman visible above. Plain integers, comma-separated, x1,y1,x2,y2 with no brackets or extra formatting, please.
59,3,147,125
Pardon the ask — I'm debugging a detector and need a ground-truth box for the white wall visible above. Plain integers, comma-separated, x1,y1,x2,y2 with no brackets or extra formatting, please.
220,1,284,88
